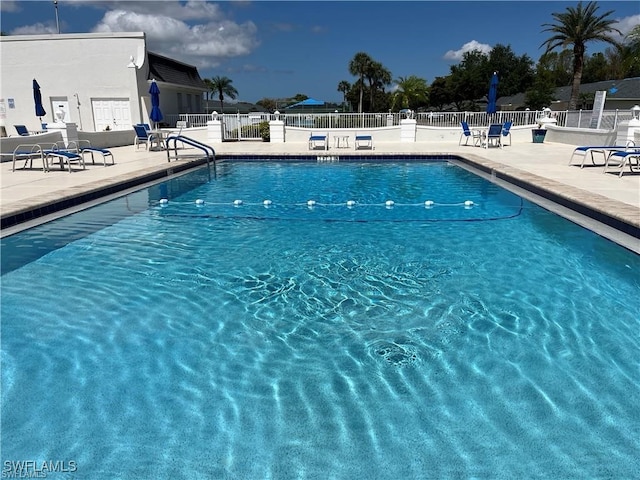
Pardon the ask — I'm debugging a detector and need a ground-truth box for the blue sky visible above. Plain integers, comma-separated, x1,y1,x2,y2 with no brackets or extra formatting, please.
1,1,638,103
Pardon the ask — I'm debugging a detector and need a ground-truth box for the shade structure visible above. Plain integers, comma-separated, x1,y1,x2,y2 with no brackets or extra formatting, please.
33,79,46,119
486,72,498,114
149,79,163,126
285,97,325,109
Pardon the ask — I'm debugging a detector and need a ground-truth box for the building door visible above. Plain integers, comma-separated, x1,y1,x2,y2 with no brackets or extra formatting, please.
91,99,131,131
50,98,70,123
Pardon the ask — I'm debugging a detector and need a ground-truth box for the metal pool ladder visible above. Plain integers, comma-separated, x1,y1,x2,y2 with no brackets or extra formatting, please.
165,135,215,167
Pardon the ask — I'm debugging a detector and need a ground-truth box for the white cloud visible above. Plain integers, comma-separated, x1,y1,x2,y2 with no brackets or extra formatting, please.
10,22,58,35
90,3,259,69
613,14,640,39
443,40,492,61
0,1,20,13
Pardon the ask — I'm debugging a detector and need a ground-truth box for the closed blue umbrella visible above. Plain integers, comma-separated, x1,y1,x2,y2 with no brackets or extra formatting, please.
149,79,163,128
486,72,498,115
33,78,46,121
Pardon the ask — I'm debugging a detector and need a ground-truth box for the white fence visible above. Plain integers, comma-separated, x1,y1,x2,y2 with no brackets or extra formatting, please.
162,109,632,140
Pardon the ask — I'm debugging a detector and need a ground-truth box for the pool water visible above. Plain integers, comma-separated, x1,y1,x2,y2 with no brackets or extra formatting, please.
2,161,639,479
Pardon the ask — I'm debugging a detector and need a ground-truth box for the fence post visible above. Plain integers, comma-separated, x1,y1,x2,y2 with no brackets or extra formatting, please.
207,112,223,142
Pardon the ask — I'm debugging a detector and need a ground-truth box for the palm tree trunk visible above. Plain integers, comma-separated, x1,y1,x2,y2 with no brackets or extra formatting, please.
569,45,585,110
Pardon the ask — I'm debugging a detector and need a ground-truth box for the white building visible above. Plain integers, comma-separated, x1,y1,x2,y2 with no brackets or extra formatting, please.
0,32,208,134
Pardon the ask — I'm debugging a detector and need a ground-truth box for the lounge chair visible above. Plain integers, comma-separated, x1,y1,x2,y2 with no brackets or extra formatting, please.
501,121,513,146
603,149,640,177
74,140,114,166
14,125,30,136
568,142,635,168
309,133,328,150
483,123,503,149
43,149,85,173
11,144,47,172
355,134,373,150
459,121,480,146
134,124,162,150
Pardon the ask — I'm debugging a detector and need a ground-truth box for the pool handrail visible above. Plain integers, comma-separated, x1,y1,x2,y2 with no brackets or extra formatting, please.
165,134,215,166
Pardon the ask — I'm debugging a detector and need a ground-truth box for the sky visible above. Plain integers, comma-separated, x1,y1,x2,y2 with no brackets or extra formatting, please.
1,1,638,104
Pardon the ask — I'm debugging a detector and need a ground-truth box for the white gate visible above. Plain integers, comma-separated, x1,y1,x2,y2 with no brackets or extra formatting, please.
92,99,131,131
222,113,270,140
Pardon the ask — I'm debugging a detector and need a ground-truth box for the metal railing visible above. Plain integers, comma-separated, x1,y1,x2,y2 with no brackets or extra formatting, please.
161,109,631,138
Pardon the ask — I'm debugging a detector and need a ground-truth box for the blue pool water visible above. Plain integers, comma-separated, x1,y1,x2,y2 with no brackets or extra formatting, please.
2,161,639,479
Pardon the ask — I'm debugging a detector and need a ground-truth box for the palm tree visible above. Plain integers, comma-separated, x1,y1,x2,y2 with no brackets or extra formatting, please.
392,76,429,111
205,76,238,113
337,80,350,108
541,1,621,110
366,61,392,112
349,52,373,113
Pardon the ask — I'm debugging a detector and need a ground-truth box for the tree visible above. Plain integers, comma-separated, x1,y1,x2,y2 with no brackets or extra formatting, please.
447,50,489,110
621,25,640,78
337,80,350,107
391,76,429,111
541,1,621,109
256,98,277,112
428,77,451,110
366,61,392,112
204,76,238,112
348,52,373,113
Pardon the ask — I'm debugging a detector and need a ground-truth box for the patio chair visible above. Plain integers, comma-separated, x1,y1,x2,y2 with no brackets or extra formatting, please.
355,134,373,150
309,133,328,150
484,123,503,149
501,121,513,146
134,124,162,150
14,125,30,136
458,122,480,146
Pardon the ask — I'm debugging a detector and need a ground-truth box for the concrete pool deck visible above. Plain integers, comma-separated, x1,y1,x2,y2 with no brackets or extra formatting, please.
1,133,639,251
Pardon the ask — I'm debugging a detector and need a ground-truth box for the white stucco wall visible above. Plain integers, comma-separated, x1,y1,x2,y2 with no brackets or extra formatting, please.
0,32,149,133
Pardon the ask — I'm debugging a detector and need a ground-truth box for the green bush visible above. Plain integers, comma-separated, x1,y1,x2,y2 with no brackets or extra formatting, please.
258,121,270,141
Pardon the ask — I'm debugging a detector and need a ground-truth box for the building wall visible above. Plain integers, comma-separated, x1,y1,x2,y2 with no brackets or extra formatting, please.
0,32,150,133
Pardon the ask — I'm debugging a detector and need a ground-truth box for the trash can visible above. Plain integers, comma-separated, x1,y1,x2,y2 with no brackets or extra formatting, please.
532,129,547,143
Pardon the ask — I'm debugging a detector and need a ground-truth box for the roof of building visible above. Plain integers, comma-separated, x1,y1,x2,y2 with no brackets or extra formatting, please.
147,52,207,91
498,76,640,109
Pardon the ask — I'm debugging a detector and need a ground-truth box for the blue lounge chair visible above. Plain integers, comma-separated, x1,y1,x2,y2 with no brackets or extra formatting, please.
43,149,85,173
501,121,513,146
459,121,480,146
11,144,46,172
568,142,635,168
484,123,503,149
74,140,114,166
355,134,373,150
309,133,328,150
14,125,30,136
603,149,640,177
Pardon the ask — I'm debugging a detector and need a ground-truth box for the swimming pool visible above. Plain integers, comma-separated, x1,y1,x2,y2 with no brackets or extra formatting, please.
2,160,639,479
